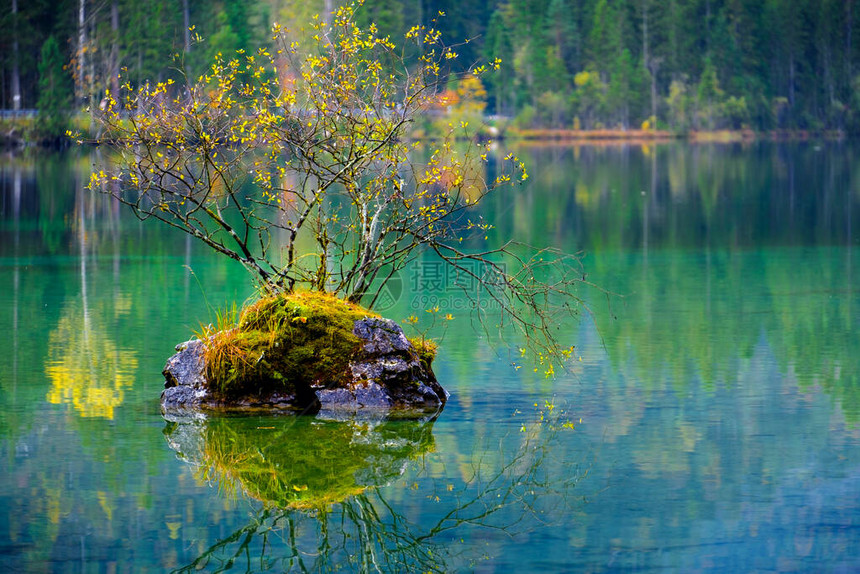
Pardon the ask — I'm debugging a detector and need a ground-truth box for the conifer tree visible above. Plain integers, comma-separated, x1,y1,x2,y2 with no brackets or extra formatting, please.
36,34,72,140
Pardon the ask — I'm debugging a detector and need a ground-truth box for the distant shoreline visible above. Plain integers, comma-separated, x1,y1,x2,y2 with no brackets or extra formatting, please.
501,127,847,144
1,114,850,150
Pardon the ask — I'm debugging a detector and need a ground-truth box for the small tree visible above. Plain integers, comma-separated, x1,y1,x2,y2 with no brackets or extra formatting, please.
88,2,585,364
696,58,724,130
573,70,606,129
666,78,690,132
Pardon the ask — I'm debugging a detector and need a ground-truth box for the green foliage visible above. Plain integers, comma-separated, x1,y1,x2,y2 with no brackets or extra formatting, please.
722,95,750,129
572,70,606,129
484,7,516,115
536,90,570,127
435,75,489,136
587,0,619,71
35,35,72,140
666,77,690,131
120,0,185,89
207,11,241,59
607,47,640,128
696,57,724,130
5,0,860,131
513,103,537,129
353,0,405,39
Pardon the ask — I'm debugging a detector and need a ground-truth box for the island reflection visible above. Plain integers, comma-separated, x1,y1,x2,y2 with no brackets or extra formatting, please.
164,413,437,510
163,408,587,572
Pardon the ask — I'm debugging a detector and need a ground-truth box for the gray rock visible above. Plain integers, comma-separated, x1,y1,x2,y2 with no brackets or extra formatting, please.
161,317,447,418
163,339,207,389
352,317,413,354
161,339,208,409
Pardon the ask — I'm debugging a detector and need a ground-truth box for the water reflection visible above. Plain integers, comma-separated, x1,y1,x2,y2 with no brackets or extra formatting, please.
484,142,860,424
42,181,137,419
164,414,437,510
0,151,190,259
2,145,859,571
44,300,137,419
586,247,860,424
488,142,860,251
164,410,587,572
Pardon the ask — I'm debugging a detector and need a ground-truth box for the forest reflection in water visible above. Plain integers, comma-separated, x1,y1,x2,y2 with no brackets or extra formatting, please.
163,408,588,573
1,142,860,571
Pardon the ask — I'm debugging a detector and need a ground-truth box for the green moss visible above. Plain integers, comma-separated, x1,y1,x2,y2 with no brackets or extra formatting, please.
409,337,438,373
204,291,380,399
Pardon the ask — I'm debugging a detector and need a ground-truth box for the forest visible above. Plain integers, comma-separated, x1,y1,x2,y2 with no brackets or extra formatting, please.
2,0,860,134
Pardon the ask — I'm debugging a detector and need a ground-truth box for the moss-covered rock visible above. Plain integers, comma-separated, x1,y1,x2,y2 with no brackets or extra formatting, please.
161,291,446,417
205,291,375,400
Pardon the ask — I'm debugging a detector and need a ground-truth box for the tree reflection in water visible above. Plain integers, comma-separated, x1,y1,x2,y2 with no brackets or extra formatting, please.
44,181,137,419
163,407,589,572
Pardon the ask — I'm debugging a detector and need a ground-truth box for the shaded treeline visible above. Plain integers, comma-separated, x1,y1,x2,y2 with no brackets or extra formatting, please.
1,0,860,136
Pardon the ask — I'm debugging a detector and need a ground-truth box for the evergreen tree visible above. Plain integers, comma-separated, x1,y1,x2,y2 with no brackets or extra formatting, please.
588,0,620,77
354,0,405,39
208,10,241,58
546,0,582,73
696,56,723,129
224,1,254,50
428,0,495,71
121,0,183,88
36,34,72,139
484,6,515,115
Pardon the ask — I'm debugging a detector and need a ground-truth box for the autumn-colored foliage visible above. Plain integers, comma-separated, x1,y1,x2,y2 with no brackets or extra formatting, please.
87,1,584,370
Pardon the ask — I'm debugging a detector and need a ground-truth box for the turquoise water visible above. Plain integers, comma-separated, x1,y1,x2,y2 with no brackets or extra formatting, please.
1,142,859,572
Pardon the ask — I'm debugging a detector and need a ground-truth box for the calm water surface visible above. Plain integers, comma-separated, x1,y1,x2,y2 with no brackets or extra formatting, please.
1,142,859,572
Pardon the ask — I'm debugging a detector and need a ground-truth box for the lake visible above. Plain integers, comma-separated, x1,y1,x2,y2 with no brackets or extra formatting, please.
1,141,859,572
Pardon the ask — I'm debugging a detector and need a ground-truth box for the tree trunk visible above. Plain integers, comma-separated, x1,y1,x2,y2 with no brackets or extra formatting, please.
11,0,21,110
88,4,96,110
705,0,711,51
183,0,191,53
789,56,795,108
78,0,87,106
846,0,853,83
642,0,649,73
324,0,334,26
110,0,120,97
642,0,658,123
650,61,659,122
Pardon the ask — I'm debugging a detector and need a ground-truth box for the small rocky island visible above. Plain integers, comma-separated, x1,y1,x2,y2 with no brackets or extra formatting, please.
161,291,446,417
